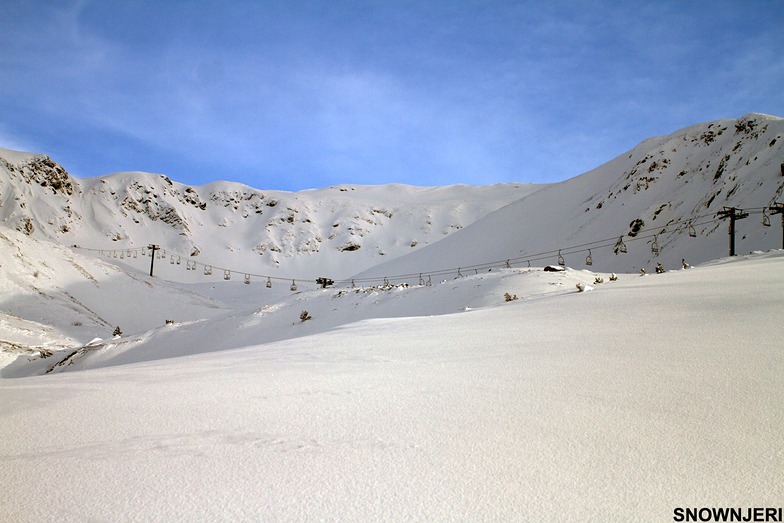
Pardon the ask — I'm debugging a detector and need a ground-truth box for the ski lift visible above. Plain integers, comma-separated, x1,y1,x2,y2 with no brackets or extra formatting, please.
527,260,531,268
383,277,390,286
119,251,124,259
266,277,272,288
506,259,511,269
419,273,425,286
186,260,195,271
290,280,298,292
113,251,118,258
585,249,593,266
170,255,176,265
176,256,181,265
141,247,147,256
426,275,432,286
204,265,212,276
223,270,231,280
457,268,463,278
132,250,138,259
244,274,251,285
351,279,356,288
614,236,627,254
688,221,697,238
762,209,771,227
557,250,565,266
651,235,659,255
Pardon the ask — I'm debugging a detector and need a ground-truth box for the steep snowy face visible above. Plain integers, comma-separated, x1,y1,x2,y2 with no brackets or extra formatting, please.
355,113,784,279
0,150,80,237
0,150,538,279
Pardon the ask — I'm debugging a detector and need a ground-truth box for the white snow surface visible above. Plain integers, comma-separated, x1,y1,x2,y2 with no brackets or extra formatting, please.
1,251,782,521
1,114,784,520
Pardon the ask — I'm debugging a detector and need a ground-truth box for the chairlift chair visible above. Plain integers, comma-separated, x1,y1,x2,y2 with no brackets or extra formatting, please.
614,236,628,254
585,249,593,266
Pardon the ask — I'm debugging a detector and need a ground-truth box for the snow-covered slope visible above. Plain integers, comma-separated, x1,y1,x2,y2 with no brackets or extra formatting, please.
1,251,782,520
0,228,231,369
0,147,537,281
3,113,783,288
2,112,783,367
356,113,784,280
2,114,784,520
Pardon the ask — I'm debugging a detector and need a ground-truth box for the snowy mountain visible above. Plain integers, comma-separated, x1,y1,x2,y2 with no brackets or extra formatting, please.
3,113,782,290
2,113,784,520
0,148,536,281
358,113,784,280
1,112,783,363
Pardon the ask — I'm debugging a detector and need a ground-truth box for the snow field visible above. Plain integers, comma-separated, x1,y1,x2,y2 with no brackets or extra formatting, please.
1,252,782,521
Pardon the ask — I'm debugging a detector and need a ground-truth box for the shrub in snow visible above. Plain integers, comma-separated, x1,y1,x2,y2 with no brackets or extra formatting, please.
504,292,518,302
300,311,312,322
609,273,618,282
576,282,593,292
113,326,122,337
594,277,604,284
316,277,334,288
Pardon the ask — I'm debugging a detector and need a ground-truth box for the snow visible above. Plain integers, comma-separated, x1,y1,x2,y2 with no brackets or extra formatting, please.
1,251,782,521
1,113,784,520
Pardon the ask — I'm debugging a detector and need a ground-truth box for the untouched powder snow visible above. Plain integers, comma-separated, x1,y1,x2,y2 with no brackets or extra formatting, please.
1,251,782,521
2,114,783,520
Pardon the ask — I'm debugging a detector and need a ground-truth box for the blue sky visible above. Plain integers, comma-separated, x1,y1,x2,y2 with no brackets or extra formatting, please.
2,1,783,190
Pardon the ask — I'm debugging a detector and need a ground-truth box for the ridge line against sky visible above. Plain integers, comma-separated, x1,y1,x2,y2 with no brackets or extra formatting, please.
2,0,783,191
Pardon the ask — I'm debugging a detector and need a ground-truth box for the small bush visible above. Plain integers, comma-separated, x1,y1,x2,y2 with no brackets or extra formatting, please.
504,292,518,302
113,326,122,337
316,277,334,288
300,311,312,322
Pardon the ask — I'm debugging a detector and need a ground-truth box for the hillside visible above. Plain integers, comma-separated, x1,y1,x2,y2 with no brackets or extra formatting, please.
2,114,784,520
357,113,784,280
1,112,784,369
1,249,782,520
0,149,536,281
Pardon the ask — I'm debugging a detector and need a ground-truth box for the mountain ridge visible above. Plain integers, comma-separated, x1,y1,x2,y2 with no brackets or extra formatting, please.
2,112,783,283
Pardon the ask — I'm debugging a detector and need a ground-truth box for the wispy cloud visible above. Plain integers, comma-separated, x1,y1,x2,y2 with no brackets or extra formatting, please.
2,0,783,189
